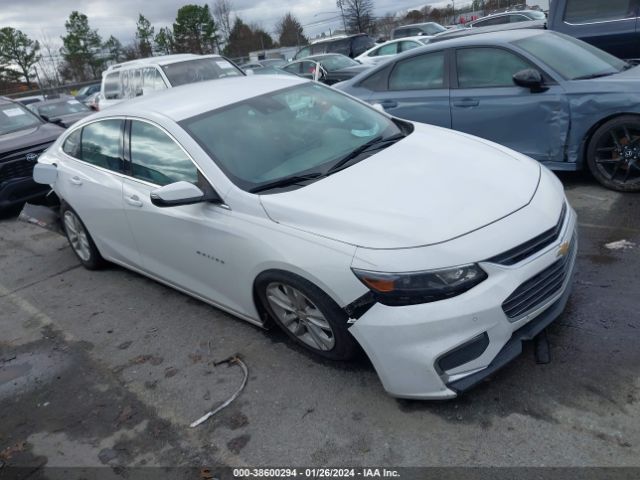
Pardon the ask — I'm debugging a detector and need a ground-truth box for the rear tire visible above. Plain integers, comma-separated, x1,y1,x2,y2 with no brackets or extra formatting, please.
256,271,358,361
61,205,106,270
586,116,640,192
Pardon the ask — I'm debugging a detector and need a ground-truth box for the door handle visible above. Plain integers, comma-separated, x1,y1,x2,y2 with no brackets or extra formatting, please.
69,176,83,186
452,98,480,108
377,100,398,109
125,194,143,207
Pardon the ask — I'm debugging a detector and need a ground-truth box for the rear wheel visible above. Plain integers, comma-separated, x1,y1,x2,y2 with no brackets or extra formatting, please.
61,206,105,270
587,116,640,192
256,271,358,361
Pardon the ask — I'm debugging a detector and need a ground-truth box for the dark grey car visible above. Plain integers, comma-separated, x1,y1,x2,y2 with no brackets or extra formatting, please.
335,29,640,192
0,98,64,210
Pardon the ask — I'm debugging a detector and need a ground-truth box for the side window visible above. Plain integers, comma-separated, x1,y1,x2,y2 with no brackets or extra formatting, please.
283,63,301,74
328,39,350,56
80,120,124,171
300,61,316,76
130,121,198,186
456,48,531,88
399,41,420,53
378,43,399,56
103,72,121,100
509,14,529,23
62,128,81,158
564,0,636,23
389,51,445,91
367,46,381,57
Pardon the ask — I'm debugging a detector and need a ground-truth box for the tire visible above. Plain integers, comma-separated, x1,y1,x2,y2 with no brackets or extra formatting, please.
586,115,640,192
255,271,358,361
61,205,106,270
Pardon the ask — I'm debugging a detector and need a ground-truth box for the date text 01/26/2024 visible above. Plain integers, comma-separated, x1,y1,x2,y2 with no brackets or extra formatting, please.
232,468,400,478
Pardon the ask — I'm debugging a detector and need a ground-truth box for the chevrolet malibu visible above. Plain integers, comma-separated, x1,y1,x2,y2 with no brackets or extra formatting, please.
34,76,577,399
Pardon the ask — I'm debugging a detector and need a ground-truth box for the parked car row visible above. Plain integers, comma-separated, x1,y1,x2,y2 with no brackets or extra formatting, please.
7,9,640,400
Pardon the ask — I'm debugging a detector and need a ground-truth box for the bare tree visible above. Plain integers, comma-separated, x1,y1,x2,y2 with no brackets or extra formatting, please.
37,31,62,87
212,0,233,43
340,0,375,34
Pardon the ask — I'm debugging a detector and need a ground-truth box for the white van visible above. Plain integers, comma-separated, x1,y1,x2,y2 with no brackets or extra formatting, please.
99,54,244,109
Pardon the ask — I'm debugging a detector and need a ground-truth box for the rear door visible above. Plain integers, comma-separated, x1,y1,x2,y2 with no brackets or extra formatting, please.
449,46,570,163
367,50,452,128
56,119,141,265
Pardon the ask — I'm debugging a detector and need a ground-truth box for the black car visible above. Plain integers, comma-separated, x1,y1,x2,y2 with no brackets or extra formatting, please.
0,98,64,211
27,97,92,128
281,54,370,85
293,34,376,60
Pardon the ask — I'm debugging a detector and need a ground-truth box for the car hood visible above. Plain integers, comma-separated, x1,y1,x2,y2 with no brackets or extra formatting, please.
0,122,65,157
260,124,541,249
567,65,640,93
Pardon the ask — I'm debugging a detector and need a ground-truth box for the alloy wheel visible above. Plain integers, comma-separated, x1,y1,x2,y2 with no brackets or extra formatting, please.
63,210,91,262
265,282,336,351
594,124,640,187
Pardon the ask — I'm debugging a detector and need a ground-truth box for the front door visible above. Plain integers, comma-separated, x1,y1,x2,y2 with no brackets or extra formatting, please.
450,46,570,164
121,119,243,312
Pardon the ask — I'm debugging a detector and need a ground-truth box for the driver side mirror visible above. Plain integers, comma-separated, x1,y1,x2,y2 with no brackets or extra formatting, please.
513,69,548,93
150,181,221,208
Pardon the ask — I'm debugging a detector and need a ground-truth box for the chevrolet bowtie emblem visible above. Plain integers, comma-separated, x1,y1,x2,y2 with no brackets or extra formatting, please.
557,241,571,258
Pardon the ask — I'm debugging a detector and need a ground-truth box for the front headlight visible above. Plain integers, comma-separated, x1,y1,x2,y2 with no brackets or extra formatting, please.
351,264,487,306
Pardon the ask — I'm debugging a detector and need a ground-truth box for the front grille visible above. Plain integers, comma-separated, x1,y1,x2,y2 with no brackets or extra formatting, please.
0,142,52,184
488,203,567,266
502,235,576,320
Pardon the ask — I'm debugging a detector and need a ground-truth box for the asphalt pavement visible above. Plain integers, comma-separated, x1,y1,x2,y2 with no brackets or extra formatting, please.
1,171,639,468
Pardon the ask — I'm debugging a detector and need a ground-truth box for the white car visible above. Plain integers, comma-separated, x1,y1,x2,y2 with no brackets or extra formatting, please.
33,76,577,399
355,37,430,65
99,54,244,110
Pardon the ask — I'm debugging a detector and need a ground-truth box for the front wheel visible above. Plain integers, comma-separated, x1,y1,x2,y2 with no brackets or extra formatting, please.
256,271,358,361
587,116,640,192
61,206,105,270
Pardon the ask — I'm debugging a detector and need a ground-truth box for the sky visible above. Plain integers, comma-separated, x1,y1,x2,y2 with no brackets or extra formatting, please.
1,0,548,49
2,0,462,47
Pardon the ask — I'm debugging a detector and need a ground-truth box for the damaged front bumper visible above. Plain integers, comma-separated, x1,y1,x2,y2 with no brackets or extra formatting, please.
349,208,578,400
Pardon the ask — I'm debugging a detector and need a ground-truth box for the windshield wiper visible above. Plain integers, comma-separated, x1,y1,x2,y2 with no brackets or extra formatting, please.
326,133,405,175
572,71,617,80
249,172,324,194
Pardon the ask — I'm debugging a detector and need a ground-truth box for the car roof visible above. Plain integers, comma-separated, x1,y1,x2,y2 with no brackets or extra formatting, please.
395,22,440,29
105,54,223,72
304,53,351,61
430,21,547,43
92,75,308,122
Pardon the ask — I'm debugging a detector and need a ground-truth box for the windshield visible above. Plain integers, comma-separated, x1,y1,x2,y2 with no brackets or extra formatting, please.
36,99,89,117
513,32,627,80
423,23,446,35
0,103,41,135
319,55,359,71
162,57,243,87
181,83,402,192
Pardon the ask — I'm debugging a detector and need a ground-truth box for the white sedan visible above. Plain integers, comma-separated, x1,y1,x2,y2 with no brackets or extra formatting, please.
34,76,577,399
355,37,430,65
